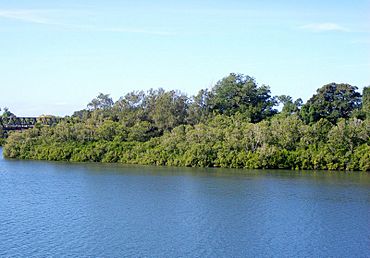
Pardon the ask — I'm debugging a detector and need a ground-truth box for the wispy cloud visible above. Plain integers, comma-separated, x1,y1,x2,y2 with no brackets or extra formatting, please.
300,23,349,32
0,9,60,25
0,9,172,36
71,25,174,36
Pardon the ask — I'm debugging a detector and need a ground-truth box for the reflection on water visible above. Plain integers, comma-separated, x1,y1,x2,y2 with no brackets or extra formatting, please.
1,148,369,257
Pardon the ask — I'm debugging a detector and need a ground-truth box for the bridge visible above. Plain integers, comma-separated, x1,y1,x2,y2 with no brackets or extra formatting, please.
0,116,62,131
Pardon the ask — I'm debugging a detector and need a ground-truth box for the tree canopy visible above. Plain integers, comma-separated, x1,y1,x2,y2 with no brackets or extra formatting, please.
300,83,361,124
1,107,15,118
208,73,277,122
2,74,369,171
362,86,370,119
87,93,114,111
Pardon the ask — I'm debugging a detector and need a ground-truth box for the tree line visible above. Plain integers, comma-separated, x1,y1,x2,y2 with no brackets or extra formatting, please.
0,107,16,145
3,73,370,171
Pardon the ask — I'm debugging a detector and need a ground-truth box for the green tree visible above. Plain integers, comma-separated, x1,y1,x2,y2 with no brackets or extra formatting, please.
87,93,114,111
278,95,303,115
269,114,304,151
327,118,368,154
362,86,370,119
72,109,91,121
187,89,212,125
113,90,147,126
300,118,333,148
2,107,15,118
301,83,361,124
146,89,189,131
127,121,155,142
0,125,4,142
209,73,277,122
3,74,369,171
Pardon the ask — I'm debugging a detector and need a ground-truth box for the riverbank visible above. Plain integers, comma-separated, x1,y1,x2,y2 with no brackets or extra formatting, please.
3,120,370,171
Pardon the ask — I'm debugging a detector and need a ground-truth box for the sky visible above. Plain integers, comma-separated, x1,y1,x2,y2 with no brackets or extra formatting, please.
0,0,369,116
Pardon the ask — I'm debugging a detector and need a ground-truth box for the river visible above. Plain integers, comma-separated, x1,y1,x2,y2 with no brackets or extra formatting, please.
0,148,369,257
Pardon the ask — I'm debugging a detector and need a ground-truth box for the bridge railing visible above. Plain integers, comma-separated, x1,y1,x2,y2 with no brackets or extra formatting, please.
0,116,62,130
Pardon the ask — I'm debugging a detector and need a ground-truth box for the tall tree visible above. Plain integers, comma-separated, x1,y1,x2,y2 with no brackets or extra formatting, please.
2,107,15,118
187,89,212,125
87,93,114,111
208,73,277,122
113,91,147,126
300,83,361,124
363,86,370,119
147,89,189,131
277,95,303,115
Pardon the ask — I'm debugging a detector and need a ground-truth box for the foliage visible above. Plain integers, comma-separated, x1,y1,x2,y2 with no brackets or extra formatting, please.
1,107,15,118
277,95,303,116
87,93,114,111
300,83,361,124
208,73,277,122
363,86,370,119
2,74,369,171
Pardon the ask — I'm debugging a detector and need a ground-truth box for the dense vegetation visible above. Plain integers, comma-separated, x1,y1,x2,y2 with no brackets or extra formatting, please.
3,74,370,171
0,107,16,146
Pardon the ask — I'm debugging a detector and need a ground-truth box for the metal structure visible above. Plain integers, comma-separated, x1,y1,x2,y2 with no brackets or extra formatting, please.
0,116,62,131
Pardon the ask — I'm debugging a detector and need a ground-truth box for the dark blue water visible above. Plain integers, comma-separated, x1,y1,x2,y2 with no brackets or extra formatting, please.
1,148,369,257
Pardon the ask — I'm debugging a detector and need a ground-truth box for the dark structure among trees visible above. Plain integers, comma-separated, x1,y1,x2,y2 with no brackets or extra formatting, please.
0,116,61,131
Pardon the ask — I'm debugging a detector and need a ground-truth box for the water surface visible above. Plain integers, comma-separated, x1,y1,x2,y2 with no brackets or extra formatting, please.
1,148,369,257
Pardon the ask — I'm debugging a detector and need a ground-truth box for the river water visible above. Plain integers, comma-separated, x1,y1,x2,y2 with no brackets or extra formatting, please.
0,148,369,257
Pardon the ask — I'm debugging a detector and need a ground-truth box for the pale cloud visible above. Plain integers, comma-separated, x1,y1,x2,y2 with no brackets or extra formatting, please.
300,23,349,32
98,27,173,36
0,9,172,36
0,9,60,25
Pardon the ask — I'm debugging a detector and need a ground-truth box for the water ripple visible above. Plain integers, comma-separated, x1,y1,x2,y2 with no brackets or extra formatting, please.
0,151,369,257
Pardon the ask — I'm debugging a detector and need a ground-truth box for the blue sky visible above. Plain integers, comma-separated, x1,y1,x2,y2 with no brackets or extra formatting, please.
0,0,369,116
